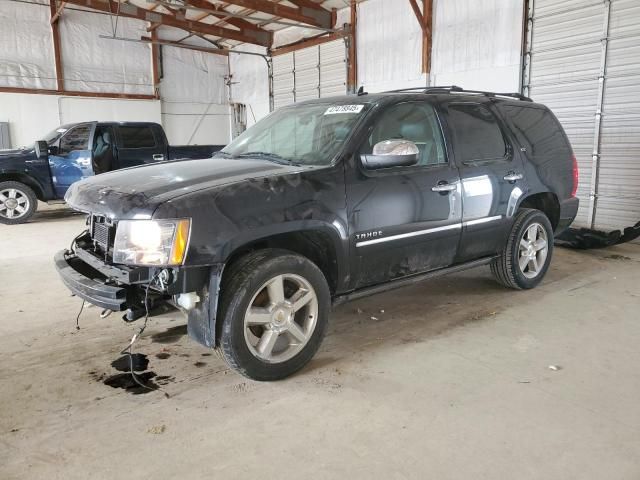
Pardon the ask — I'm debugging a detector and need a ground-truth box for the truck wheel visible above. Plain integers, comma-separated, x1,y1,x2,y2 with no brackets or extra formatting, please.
0,181,38,225
218,249,330,381
490,208,554,290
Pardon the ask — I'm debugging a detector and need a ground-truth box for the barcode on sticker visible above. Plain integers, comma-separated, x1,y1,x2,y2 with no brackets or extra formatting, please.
324,105,364,115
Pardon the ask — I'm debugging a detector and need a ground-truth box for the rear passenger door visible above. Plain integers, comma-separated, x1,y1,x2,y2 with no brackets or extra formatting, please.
444,102,526,262
115,125,166,169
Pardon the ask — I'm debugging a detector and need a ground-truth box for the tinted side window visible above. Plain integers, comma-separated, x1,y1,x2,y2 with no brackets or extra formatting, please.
448,104,507,163
498,105,571,162
120,126,156,148
363,102,446,166
59,125,91,155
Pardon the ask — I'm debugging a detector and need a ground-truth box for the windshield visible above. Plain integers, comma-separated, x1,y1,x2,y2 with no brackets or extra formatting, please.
220,103,368,166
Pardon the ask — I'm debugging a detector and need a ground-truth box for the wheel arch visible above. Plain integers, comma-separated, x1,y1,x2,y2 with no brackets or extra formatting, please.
517,191,560,231
221,224,346,295
0,172,46,201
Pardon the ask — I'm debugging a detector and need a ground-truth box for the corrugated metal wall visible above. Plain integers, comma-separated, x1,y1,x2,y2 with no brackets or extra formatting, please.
524,0,640,230
597,0,640,229
272,39,347,109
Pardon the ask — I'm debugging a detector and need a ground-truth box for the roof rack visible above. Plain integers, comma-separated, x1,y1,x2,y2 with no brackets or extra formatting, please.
385,85,532,102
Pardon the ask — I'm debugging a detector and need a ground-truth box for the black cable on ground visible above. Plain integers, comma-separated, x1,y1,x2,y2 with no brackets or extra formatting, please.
120,272,170,398
75,300,85,331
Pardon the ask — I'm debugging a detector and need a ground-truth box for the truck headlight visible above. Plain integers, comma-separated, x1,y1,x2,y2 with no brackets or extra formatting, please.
113,219,191,266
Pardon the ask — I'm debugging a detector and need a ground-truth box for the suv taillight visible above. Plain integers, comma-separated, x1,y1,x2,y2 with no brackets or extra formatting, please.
571,154,579,197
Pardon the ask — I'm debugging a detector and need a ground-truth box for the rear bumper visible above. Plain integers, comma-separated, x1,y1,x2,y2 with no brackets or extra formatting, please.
54,250,130,311
556,197,580,234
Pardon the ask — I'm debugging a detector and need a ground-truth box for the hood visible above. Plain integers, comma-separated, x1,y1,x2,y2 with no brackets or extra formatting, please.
0,148,33,160
65,157,309,219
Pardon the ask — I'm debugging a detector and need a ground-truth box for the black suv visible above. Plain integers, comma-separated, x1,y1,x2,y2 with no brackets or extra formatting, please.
55,86,579,381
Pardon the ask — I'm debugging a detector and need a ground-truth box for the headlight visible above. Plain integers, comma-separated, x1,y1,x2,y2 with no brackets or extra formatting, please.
113,219,191,266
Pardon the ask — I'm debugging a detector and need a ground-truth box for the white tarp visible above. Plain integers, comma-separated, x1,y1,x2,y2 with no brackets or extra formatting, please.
229,44,270,128
356,0,427,92
431,0,523,92
0,0,57,90
59,8,152,94
158,32,230,144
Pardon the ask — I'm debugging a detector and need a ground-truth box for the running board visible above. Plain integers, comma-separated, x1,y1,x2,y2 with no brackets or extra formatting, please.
332,256,498,305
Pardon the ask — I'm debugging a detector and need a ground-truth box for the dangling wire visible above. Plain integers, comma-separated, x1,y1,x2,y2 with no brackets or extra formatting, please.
75,300,85,330
120,272,169,397
69,229,88,254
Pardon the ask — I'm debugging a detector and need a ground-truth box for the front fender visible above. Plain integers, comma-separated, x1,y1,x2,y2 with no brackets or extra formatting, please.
186,221,349,350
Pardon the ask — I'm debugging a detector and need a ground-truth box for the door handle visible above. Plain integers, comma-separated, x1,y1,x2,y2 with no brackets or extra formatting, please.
503,172,523,182
431,182,457,193
153,154,165,161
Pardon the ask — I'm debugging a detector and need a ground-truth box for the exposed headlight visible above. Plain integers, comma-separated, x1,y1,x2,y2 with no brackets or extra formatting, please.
113,219,191,266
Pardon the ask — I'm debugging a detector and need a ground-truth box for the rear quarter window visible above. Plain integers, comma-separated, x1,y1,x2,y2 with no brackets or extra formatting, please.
119,126,157,148
497,105,571,163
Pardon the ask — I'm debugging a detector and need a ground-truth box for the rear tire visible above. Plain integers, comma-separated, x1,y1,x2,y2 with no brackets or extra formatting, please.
0,181,38,225
218,249,330,381
491,209,554,290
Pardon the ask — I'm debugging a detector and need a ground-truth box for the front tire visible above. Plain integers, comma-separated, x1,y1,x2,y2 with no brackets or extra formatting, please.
0,181,38,225
218,249,330,381
491,209,554,290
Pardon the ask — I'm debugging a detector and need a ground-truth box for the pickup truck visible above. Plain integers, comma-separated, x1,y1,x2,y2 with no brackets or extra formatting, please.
0,121,223,224
55,86,579,381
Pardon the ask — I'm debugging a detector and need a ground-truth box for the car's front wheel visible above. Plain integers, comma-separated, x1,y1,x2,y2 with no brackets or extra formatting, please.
218,249,330,381
491,208,554,290
0,181,38,225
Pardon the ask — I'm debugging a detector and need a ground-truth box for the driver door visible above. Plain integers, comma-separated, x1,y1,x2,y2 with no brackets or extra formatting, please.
346,101,462,289
49,123,96,198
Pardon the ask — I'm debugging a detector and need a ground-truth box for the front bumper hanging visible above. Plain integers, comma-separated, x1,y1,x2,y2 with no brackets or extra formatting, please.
54,249,130,311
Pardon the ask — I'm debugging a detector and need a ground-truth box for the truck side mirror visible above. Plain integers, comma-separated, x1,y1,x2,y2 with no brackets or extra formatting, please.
360,139,419,170
35,140,49,159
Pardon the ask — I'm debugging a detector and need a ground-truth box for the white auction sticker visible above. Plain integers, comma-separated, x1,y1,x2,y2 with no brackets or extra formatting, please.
324,105,364,115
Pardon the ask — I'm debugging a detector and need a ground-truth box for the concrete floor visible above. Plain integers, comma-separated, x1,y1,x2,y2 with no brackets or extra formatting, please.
1,204,639,480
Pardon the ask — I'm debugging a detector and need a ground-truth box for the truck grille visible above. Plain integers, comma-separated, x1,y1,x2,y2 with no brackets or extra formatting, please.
90,216,115,251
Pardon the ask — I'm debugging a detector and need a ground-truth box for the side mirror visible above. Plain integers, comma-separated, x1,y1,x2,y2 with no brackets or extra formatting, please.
361,139,419,170
35,140,49,159
49,145,59,156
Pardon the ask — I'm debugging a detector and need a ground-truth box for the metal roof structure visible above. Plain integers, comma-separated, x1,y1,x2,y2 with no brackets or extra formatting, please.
57,0,353,50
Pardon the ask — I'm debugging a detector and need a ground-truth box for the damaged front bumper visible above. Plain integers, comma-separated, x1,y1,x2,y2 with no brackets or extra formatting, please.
54,247,222,347
54,249,152,313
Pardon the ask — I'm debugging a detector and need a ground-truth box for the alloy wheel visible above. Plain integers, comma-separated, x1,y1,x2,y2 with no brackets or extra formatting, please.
243,273,319,364
0,188,30,220
518,222,548,279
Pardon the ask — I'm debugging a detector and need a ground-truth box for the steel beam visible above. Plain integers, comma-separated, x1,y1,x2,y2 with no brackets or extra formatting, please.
64,0,272,46
220,0,331,29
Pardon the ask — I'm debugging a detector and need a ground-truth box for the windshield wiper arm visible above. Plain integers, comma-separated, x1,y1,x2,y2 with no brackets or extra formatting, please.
213,151,235,158
237,151,294,165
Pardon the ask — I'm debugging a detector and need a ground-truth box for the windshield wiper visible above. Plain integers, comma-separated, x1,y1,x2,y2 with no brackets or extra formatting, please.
213,151,235,158
236,152,298,166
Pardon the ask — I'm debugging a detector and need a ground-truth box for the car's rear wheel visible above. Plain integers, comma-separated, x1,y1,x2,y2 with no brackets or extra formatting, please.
0,181,38,225
218,249,330,381
491,208,554,290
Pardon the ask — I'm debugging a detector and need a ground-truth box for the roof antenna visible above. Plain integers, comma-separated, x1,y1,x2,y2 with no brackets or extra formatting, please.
357,86,368,96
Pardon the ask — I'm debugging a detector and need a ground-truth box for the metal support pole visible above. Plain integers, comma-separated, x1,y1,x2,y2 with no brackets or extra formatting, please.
587,0,611,228
267,57,274,112
521,0,534,97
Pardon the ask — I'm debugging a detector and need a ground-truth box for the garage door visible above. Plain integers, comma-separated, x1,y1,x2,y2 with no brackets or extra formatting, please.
272,39,347,110
523,0,640,230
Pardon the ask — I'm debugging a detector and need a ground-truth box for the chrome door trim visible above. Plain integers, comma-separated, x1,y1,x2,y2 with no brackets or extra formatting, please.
462,215,503,227
355,215,504,247
356,223,462,247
